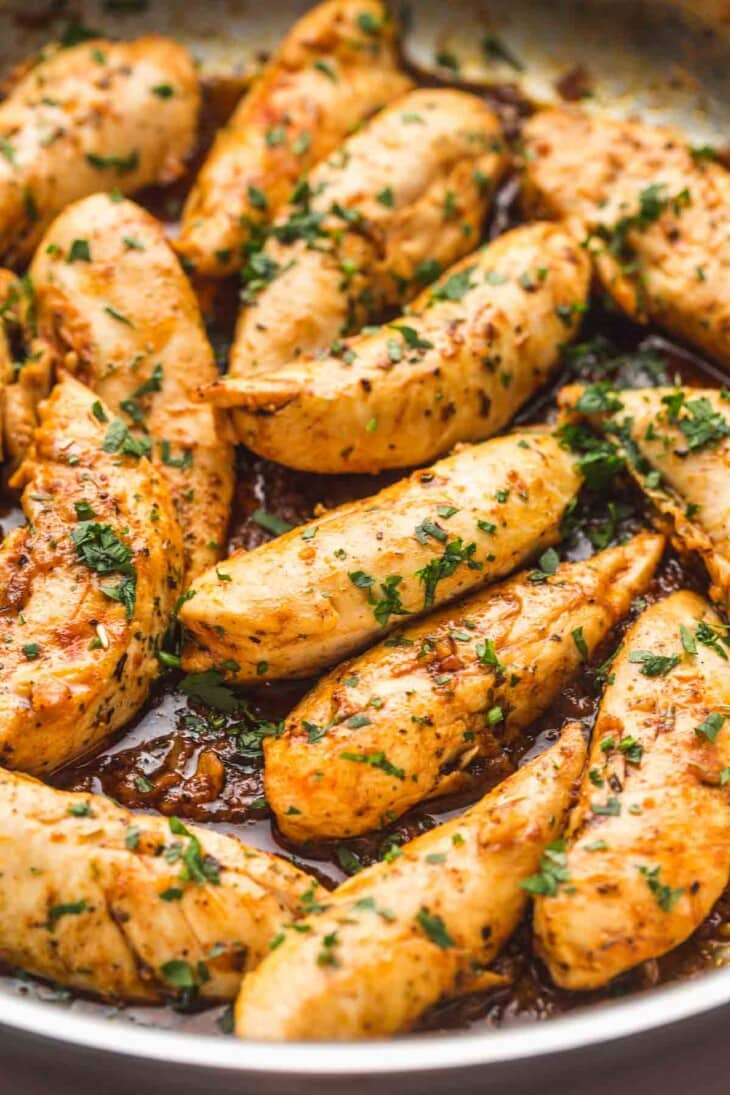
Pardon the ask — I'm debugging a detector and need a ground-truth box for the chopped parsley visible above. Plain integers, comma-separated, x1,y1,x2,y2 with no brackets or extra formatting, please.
348,570,410,627
86,149,139,173
591,796,621,816
680,623,697,655
340,750,405,779
557,423,624,491
389,324,434,353
528,547,560,584
695,620,730,660
575,383,623,415
159,441,192,470
662,391,730,452
167,816,220,886
179,669,239,714
67,238,91,263
247,185,268,211
415,538,481,607
475,638,504,674
571,627,588,658
520,841,572,896
251,509,293,537
45,899,87,931
587,182,691,265
628,650,680,678
132,363,163,397
416,908,455,949
430,266,476,304
71,521,136,617
638,865,683,912
102,418,151,459
695,712,726,743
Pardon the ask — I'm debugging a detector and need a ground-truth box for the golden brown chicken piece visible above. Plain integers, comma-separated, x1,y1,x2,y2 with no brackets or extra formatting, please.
176,0,411,277
0,36,199,267
181,430,582,682
0,766,324,1003
29,194,234,579
265,534,663,842
560,384,730,609
205,223,590,472
533,591,730,990
0,376,183,774
236,724,586,1040
0,270,14,465
522,107,730,368
230,88,507,377
0,269,53,474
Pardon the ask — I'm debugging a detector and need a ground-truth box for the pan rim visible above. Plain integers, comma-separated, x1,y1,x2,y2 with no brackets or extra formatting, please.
1,964,729,1073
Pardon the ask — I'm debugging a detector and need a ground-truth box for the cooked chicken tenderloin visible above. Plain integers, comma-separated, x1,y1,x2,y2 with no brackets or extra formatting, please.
205,223,590,472
230,88,507,377
0,35,199,266
181,430,582,682
265,534,663,842
176,0,411,277
0,377,183,774
523,107,730,368
236,723,586,1040
533,591,730,990
29,194,234,579
560,383,730,609
0,270,53,474
0,767,324,1003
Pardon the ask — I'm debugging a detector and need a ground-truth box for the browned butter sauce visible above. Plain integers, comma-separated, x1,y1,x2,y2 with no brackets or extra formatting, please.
0,53,728,1037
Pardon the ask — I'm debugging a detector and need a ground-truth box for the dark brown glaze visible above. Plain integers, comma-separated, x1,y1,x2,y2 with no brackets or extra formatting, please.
0,66,727,1034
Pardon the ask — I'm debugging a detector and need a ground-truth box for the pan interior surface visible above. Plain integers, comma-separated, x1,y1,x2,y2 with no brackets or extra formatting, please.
1,0,728,138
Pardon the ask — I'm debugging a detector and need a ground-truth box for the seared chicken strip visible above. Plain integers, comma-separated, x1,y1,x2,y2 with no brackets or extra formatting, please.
29,194,234,579
177,0,411,277
0,767,324,1003
181,430,582,682
522,107,730,367
534,591,730,990
265,534,663,842
560,384,730,609
0,377,183,774
0,36,198,267
230,88,507,377
0,270,14,465
206,223,590,472
236,724,586,1040
0,269,53,473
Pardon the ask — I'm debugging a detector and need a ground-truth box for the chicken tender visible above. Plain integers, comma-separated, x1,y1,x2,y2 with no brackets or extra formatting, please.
206,223,590,472
236,724,586,1040
265,534,663,842
29,194,234,579
176,0,411,277
0,767,324,1003
0,270,15,465
0,270,53,473
181,431,582,682
230,88,507,377
0,376,183,774
522,107,730,368
560,384,730,609
533,591,730,990
0,35,199,266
